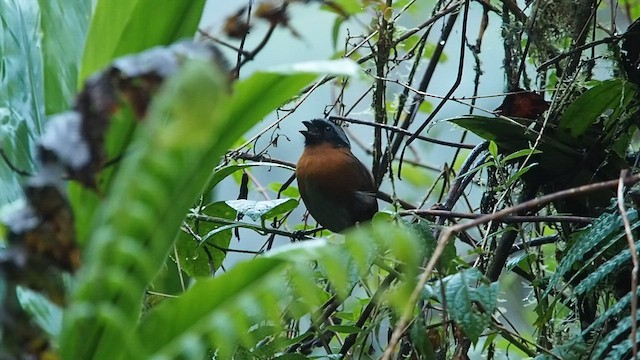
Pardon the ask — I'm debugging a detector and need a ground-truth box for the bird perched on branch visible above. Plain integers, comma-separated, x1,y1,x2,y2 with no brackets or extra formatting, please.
296,119,378,233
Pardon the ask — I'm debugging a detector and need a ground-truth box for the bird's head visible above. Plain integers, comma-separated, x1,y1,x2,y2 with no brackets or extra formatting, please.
300,119,350,148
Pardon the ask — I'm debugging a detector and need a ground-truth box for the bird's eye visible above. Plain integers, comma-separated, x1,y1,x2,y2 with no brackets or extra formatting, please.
324,126,331,132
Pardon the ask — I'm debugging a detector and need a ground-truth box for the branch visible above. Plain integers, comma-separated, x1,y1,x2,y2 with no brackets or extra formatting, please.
330,116,476,149
401,209,594,224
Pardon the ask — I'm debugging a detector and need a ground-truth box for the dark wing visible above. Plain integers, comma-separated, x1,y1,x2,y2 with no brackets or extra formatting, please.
348,153,378,223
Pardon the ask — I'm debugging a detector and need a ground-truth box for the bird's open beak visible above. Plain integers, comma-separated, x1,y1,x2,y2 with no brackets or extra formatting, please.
300,120,313,136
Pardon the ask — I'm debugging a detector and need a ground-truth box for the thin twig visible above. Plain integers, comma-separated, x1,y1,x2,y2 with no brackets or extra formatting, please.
400,209,594,224
617,169,638,360
330,116,476,149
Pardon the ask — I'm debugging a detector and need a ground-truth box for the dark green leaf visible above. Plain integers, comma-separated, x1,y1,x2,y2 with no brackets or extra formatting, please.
325,325,363,334
449,115,582,174
440,268,499,343
410,317,436,359
559,80,637,137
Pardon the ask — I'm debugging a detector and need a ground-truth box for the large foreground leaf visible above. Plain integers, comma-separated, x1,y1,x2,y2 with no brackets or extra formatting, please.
0,0,91,205
79,0,206,81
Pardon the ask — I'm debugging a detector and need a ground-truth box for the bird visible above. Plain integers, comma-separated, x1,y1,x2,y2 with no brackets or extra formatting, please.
296,119,378,233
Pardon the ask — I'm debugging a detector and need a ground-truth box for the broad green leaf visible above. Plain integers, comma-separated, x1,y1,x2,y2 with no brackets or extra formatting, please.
79,0,206,81
174,232,213,278
559,80,637,137
137,258,287,358
175,201,236,277
449,115,582,174
450,116,580,157
0,0,44,204
37,0,91,114
440,268,499,343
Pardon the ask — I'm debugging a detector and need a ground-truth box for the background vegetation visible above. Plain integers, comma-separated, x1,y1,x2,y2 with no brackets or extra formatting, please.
2,0,640,359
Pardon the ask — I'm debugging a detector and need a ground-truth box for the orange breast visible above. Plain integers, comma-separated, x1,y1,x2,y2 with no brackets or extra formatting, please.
296,143,377,232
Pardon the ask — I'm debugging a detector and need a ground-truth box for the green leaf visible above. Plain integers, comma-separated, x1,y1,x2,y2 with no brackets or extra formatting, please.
0,1,44,203
62,54,330,358
331,17,345,50
488,141,499,159
325,325,363,334
79,0,206,81
206,162,295,195
321,0,364,16
591,309,640,360
137,258,288,358
269,182,300,198
410,317,436,359
225,199,299,222
502,148,542,162
440,268,499,343
16,286,62,341
174,232,213,278
559,80,637,137
505,252,534,272
450,116,580,157
37,0,91,114
419,101,433,113
449,115,582,174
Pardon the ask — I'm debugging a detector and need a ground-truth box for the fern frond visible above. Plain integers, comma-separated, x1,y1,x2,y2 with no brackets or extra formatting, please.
544,209,638,297
574,240,640,296
592,309,640,359
583,288,640,335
